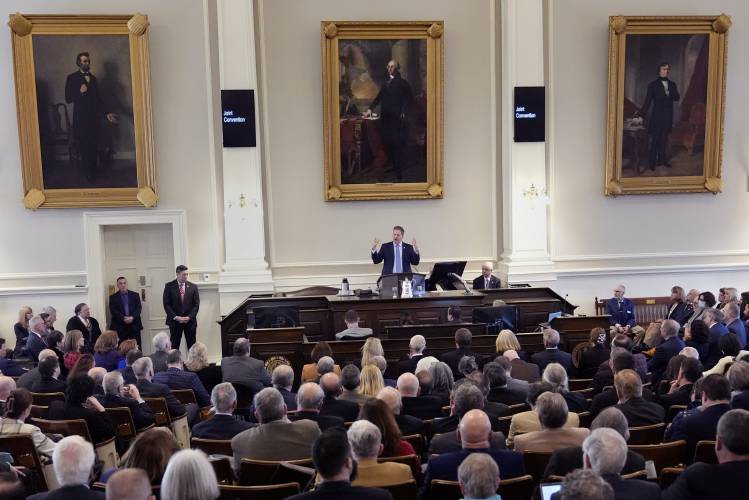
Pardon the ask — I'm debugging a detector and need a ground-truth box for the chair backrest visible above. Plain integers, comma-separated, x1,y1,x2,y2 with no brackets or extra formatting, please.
507,403,530,415
629,440,687,474
570,387,595,399
210,457,234,485
378,454,420,479
497,415,513,436
693,440,718,464
497,474,535,500
218,483,300,500
238,458,314,486
192,437,233,456
105,406,137,441
0,435,48,491
658,467,684,489
568,379,593,391
522,451,554,482
627,423,666,445
401,434,425,456
577,411,592,428
430,480,462,500
31,417,93,442
666,404,687,424
621,470,647,480
171,388,197,406
29,405,48,419
170,414,190,449
381,480,417,500
143,397,171,425
30,392,65,406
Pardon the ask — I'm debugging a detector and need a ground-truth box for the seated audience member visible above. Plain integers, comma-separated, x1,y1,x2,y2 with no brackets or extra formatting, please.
704,307,730,368
531,328,572,373
335,309,373,340
544,407,646,479
578,328,611,378
346,420,413,486
16,349,57,389
339,364,368,406
440,328,477,379
429,361,455,405
656,354,687,397
319,372,359,422
67,354,96,384
660,356,702,410
360,337,385,368
447,305,463,323
613,369,664,427
667,373,732,461
27,435,101,500
160,449,219,500
45,331,66,376
368,355,396,387
582,428,661,499
417,369,434,398
473,261,501,290
699,290,717,309
415,356,439,375
30,356,66,393
728,361,749,410
495,330,529,361
679,346,700,359
432,382,497,436
0,376,16,414
543,362,589,413
685,319,710,361
148,332,171,374
119,349,142,385
103,427,179,485
589,351,641,417
502,348,540,383
358,398,416,458
485,360,527,405
725,302,748,347
117,339,138,370
377,386,424,437
133,357,191,424
153,349,210,407
555,468,615,500
0,340,24,378
397,372,443,419
359,364,385,398
0,389,56,460
232,388,321,466
458,453,501,500
606,285,636,334
285,429,392,500
93,331,123,372
13,305,32,358
663,408,749,500
648,319,686,383
105,469,154,500
89,367,107,396
270,364,296,410
507,382,579,448
317,356,336,379
665,286,693,326
513,392,589,453
302,342,342,383
191,382,253,439
685,288,703,323
458,355,482,384
397,335,427,375
47,375,115,444
221,338,271,387
638,321,663,351
97,371,154,430
184,342,222,394
291,382,344,431
62,330,85,372
25,315,49,362
429,395,507,455
493,355,530,394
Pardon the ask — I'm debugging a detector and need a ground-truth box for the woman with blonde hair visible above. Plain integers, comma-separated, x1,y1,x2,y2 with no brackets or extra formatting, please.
62,330,85,370
13,305,32,356
361,337,384,367
93,330,122,371
185,341,222,393
358,364,385,398
495,329,530,361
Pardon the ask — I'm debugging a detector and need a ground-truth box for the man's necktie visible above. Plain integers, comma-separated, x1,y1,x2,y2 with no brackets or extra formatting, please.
395,245,402,273
179,283,185,303
485,278,489,289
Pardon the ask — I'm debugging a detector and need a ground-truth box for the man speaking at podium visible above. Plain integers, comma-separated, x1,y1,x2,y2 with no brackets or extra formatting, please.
371,225,420,275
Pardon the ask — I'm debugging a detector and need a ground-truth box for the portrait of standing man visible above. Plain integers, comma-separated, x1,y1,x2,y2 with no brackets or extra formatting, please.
109,276,143,347
163,265,200,350
639,62,680,170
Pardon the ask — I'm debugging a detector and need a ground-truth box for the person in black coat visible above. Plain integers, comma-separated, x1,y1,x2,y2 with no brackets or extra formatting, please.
162,265,200,350
132,357,188,422
65,303,102,351
319,373,359,422
291,382,345,431
398,372,444,419
13,306,32,358
191,382,255,440
647,319,686,384
370,226,420,275
377,386,425,437
96,371,154,430
577,328,611,378
47,375,115,444
25,316,49,362
638,62,680,170
396,335,427,375
440,328,479,379
472,262,501,290
30,357,66,394
108,277,143,346
665,286,693,326
614,369,665,427
530,329,572,373
659,357,701,411
27,434,105,500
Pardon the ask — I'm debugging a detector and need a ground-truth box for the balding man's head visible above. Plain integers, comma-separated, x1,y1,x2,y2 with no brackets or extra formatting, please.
377,387,402,415
106,468,154,500
271,364,294,390
39,349,57,362
297,382,324,411
0,376,16,400
320,372,342,397
397,372,419,397
458,409,492,449
88,367,107,388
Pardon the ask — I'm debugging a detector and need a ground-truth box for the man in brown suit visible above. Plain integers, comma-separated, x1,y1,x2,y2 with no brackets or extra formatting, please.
231,387,320,469
513,392,589,453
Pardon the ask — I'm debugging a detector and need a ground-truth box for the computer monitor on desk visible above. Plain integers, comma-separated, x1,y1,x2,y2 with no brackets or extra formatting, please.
426,261,467,291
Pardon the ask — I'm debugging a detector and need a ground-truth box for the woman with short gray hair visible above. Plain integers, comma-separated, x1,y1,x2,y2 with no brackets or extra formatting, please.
160,449,219,500
542,362,589,413
429,361,455,405
458,452,500,500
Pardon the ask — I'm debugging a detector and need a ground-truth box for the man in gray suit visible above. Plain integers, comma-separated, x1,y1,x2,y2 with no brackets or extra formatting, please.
335,310,373,340
221,338,271,387
231,387,320,468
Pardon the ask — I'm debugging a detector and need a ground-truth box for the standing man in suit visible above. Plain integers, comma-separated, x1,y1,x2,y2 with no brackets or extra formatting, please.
64,52,117,183
371,225,420,275
472,262,501,290
163,265,200,350
65,303,102,350
108,276,143,347
638,62,680,170
605,285,636,334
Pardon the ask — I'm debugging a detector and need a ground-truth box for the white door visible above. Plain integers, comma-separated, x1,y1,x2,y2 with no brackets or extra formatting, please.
102,224,175,355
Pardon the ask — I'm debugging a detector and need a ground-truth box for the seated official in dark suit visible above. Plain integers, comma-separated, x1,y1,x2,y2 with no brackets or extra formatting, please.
221,337,271,387
96,371,154,430
530,328,572,373
397,335,427,375
370,225,420,276
440,328,479,379
397,372,444,419
47,375,115,444
667,373,732,462
30,357,66,394
290,382,345,431
614,369,664,427
659,356,702,410
335,309,373,340
606,285,637,334
152,349,210,407
27,435,104,500
191,382,254,440
724,303,747,347
582,428,661,500
132,356,190,424
663,408,749,500
319,373,359,422
285,428,392,500
647,319,686,383
472,262,501,290
485,360,528,405
25,315,49,362
377,386,424,437
270,364,297,411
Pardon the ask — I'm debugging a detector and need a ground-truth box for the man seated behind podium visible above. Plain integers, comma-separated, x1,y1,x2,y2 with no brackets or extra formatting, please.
370,225,420,275
472,262,501,290
335,310,373,340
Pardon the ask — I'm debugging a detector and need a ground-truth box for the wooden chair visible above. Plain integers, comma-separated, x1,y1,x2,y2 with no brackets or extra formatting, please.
570,387,595,399
629,440,687,475
693,440,718,464
105,407,137,443
402,434,424,457
191,437,233,456
31,418,119,470
143,397,171,426
378,454,420,479
0,435,49,491
497,474,535,500
210,457,234,485
238,458,314,487
218,483,300,500
381,480,417,500
171,414,191,449
430,479,464,500
658,467,684,489
522,450,554,482
621,470,647,480
666,404,687,424
171,388,197,406
507,403,529,415
29,405,48,419
577,411,592,428
497,415,513,437
568,378,593,391
627,423,666,445
30,392,65,406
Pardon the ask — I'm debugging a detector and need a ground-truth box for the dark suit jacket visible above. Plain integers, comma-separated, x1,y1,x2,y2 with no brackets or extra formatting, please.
561,391,589,413
666,301,692,326
397,353,425,375
590,388,655,418
424,448,525,485
440,347,477,378
278,387,298,411
320,396,359,422
149,351,169,373
395,413,424,436
153,367,211,407
429,430,507,455
432,410,504,435
30,376,66,394
108,289,143,333
191,413,254,440
510,358,540,383
487,385,528,406
190,364,223,394
16,367,41,389
401,395,444,420
47,400,115,444
371,241,420,275
640,77,680,133
96,393,154,430
659,383,694,410
0,358,26,377
662,459,749,500
221,355,271,386
29,484,105,500
543,446,646,479
647,336,686,383
727,318,747,347
601,473,662,500
530,348,572,373
732,390,749,411
605,298,636,327
668,403,730,461
472,275,501,290
25,332,48,362
65,316,102,348
290,411,344,431
64,70,105,134
286,481,392,500
615,397,665,427
118,365,137,384
135,378,186,418
705,322,730,368
162,279,200,326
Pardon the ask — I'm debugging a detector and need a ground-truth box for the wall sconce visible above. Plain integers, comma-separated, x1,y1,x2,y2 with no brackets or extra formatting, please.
239,193,247,208
521,184,550,203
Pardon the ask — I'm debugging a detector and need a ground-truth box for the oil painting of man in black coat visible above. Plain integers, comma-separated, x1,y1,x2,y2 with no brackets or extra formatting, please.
639,62,680,170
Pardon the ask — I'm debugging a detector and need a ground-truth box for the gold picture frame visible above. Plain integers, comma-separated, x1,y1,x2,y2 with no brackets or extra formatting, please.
9,13,157,209
321,20,443,201
604,15,730,196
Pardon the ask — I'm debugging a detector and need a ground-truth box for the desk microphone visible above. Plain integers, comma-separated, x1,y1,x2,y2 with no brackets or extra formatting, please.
448,272,471,295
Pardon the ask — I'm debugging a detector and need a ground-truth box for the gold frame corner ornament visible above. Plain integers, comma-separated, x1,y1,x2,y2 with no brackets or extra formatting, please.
321,20,444,201
23,188,45,210
8,13,32,36
604,15,728,196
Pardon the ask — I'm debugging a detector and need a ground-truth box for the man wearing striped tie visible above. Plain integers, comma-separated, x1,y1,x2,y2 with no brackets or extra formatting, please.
371,225,420,276
163,264,200,350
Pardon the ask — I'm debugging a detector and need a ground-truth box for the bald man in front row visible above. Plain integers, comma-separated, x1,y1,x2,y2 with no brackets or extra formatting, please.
473,262,501,290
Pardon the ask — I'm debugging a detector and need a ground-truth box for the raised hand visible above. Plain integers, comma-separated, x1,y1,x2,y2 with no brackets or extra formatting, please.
372,237,381,250
411,238,418,251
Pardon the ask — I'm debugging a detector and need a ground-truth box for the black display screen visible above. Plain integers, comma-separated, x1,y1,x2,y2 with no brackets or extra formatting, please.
513,86,545,142
221,89,256,147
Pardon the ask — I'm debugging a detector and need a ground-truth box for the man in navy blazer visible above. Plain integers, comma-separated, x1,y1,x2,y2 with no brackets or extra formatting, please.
530,328,572,373
25,315,49,361
647,319,685,383
724,303,747,347
605,285,636,332
109,276,143,346
191,382,255,439
162,265,200,350
370,225,420,275
704,308,731,368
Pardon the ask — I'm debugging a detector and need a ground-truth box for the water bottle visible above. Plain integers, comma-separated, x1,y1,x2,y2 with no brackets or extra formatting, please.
341,278,349,295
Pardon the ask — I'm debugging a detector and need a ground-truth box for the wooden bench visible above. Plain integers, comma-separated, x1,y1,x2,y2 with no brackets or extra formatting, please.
595,296,672,327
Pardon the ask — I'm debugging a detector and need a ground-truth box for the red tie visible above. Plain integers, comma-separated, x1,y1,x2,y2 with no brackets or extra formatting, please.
179,283,185,303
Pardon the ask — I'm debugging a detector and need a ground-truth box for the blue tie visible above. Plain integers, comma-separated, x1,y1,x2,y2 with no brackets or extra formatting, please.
395,244,402,273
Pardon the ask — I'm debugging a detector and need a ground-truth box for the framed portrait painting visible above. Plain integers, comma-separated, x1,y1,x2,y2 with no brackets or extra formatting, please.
9,13,157,209
604,15,730,196
321,21,444,201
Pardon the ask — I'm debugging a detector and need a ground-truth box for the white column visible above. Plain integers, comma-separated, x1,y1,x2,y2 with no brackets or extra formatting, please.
497,0,555,283
217,0,274,312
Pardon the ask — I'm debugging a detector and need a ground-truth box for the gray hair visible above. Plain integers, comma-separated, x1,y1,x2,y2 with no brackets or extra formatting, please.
415,356,439,374
317,356,335,375
542,363,569,391
453,382,485,417
233,337,251,356
42,305,57,315
582,428,627,475
679,346,700,360
717,409,749,455
29,314,45,332
377,387,402,415
152,331,171,352
560,469,614,500
458,356,479,377
53,435,95,486
297,382,324,411
591,407,630,441
272,364,294,390
340,364,361,390
536,391,568,429
430,361,455,393
88,367,107,388
347,420,382,460
543,328,560,348
132,357,153,379
107,468,153,500
254,388,286,423
724,302,740,319
409,335,426,353
160,449,219,500
103,371,124,396
661,319,680,338
369,355,387,374
458,452,499,499
211,383,237,413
